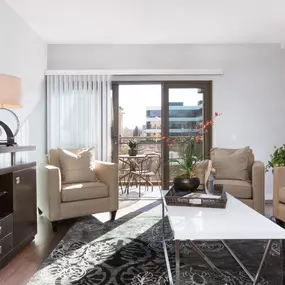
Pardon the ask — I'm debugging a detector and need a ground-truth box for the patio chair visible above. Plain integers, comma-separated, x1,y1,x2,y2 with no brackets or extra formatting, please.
129,154,161,196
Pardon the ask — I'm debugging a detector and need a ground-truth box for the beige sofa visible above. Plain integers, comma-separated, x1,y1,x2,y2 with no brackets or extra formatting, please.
37,149,119,231
273,167,285,225
210,147,265,214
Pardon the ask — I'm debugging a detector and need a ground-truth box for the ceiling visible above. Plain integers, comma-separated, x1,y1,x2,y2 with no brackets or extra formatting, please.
4,0,285,45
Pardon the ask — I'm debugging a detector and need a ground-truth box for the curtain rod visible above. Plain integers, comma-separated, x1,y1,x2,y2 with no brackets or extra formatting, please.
45,69,224,76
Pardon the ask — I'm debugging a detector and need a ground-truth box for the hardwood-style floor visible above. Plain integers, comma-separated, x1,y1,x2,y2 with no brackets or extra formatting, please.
0,201,275,285
0,215,76,285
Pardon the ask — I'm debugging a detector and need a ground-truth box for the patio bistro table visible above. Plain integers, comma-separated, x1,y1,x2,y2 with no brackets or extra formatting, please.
119,154,147,195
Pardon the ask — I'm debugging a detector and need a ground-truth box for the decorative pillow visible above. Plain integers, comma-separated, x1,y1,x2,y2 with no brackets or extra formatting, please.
58,148,98,183
193,160,209,184
211,146,250,181
210,147,254,179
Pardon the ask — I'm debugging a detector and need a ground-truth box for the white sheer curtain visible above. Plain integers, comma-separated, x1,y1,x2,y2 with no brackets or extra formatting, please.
47,74,112,162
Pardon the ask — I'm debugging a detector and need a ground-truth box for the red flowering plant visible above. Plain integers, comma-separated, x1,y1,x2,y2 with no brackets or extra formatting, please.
162,112,221,178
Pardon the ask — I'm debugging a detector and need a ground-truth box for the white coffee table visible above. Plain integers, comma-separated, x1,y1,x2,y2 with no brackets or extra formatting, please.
161,190,285,285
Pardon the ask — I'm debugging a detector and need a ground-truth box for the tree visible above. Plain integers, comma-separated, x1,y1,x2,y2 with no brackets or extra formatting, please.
133,126,139,136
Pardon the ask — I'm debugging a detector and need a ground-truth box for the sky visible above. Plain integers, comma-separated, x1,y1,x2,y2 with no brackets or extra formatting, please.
119,85,203,129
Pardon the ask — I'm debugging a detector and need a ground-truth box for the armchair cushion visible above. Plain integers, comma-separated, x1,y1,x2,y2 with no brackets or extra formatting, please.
58,148,98,183
211,146,252,181
215,179,252,198
279,187,285,204
62,181,108,202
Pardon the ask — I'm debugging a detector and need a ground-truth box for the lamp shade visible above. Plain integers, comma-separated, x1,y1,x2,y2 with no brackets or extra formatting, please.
0,74,22,108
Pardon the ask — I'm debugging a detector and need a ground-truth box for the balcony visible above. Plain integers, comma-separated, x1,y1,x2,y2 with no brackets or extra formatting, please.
118,136,203,187
146,116,203,122
145,128,200,134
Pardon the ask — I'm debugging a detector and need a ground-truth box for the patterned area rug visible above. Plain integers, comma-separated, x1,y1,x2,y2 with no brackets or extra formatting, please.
28,201,282,285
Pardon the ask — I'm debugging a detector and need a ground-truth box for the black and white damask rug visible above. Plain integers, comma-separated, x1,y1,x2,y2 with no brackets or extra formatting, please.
28,201,282,285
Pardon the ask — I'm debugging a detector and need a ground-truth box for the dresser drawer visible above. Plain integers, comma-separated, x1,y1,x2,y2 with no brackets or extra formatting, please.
0,233,13,259
0,214,13,240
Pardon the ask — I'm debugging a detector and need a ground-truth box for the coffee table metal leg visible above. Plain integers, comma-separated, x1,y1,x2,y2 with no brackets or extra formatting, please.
188,240,224,275
253,240,272,285
162,201,165,235
222,240,254,282
175,240,180,285
161,197,174,285
162,238,174,285
222,240,272,285
280,239,285,285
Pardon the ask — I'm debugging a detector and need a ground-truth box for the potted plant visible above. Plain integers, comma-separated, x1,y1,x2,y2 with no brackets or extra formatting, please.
266,144,285,172
163,112,221,191
127,139,138,156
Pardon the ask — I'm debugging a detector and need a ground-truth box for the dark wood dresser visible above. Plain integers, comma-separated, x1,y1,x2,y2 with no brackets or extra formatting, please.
0,146,37,269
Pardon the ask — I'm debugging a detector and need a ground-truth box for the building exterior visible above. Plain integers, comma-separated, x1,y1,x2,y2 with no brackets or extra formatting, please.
118,106,124,136
145,101,202,137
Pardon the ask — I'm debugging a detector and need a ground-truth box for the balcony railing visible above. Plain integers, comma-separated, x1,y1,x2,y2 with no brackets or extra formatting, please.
118,136,203,185
146,116,203,122
145,128,200,133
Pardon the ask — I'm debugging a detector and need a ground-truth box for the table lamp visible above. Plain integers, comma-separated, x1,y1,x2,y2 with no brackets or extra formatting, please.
0,74,22,146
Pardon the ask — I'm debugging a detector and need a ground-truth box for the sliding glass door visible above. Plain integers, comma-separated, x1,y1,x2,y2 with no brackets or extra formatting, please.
112,81,212,192
161,82,212,190
111,83,162,164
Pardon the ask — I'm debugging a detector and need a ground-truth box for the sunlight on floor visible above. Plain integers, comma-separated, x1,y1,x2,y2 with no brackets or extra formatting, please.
94,196,162,224
119,185,162,200
90,185,163,224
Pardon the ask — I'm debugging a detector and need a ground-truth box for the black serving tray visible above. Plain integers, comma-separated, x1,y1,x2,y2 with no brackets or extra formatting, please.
164,184,227,209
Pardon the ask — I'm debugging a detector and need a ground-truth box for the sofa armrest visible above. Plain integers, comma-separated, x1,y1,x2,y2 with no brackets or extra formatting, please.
251,161,265,214
37,163,62,221
273,167,285,218
95,161,118,211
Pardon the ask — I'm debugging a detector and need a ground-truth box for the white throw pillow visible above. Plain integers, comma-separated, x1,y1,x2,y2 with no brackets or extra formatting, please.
58,148,98,183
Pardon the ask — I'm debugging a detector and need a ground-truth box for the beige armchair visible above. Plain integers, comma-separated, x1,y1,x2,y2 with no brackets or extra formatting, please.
37,149,119,231
273,167,285,225
211,147,265,214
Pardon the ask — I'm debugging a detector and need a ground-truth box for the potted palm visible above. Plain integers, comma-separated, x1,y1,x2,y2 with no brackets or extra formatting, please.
163,112,221,191
127,139,138,156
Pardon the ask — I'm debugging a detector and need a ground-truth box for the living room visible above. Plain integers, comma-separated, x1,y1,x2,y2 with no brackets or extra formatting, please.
1,0,285,284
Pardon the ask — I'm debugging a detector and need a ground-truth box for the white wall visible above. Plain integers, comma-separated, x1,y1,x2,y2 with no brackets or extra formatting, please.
48,43,285,200
0,0,47,163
